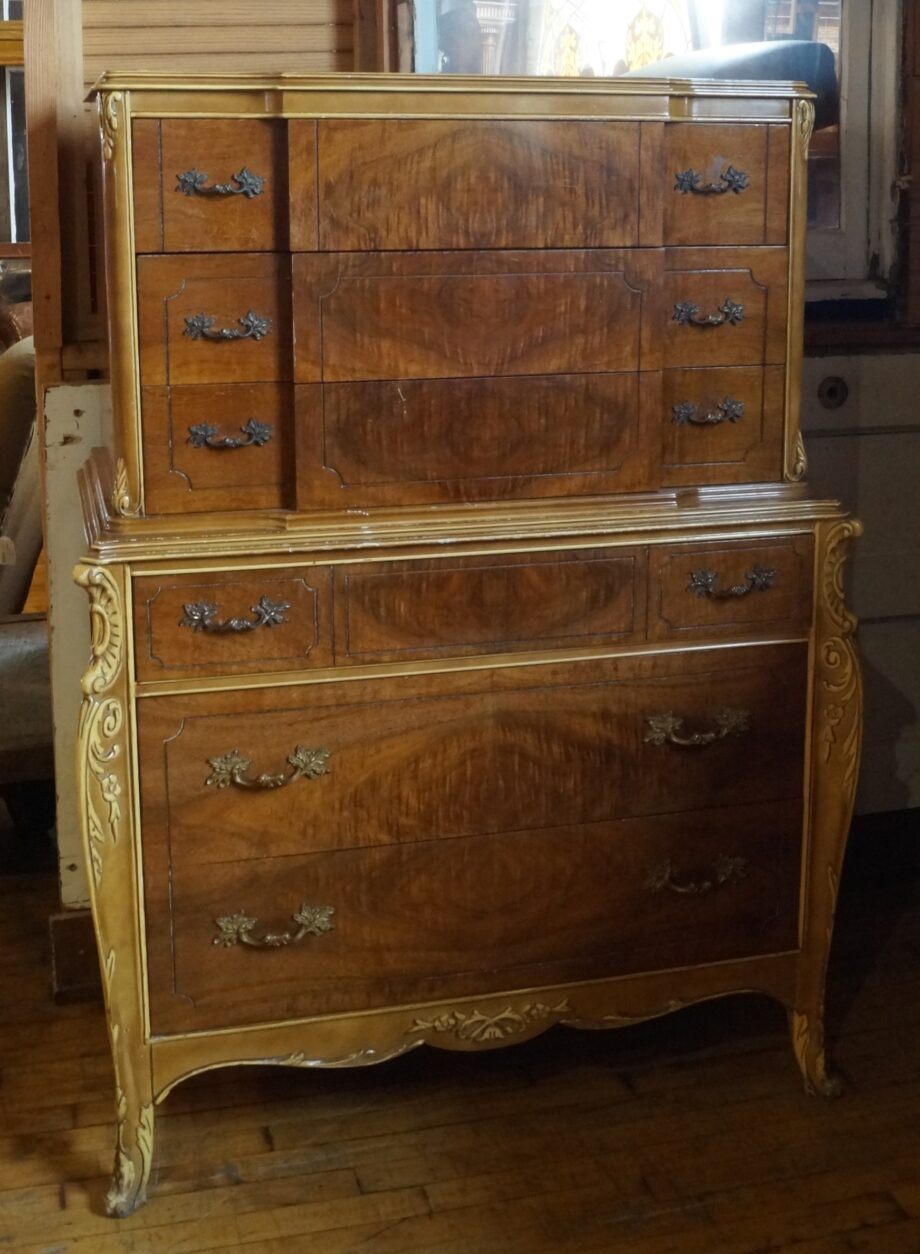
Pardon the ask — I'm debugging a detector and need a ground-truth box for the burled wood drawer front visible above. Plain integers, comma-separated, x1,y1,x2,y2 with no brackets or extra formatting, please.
646,248,788,371
137,254,292,387
136,645,807,869
649,537,814,643
132,119,288,254
295,372,657,508
141,383,293,514
133,568,333,681
293,250,643,385
658,365,785,487
334,548,646,664
315,119,641,251
144,796,803,1034
640,123,789,248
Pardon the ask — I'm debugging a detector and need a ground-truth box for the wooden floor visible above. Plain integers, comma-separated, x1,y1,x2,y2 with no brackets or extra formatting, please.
1,819,919,1253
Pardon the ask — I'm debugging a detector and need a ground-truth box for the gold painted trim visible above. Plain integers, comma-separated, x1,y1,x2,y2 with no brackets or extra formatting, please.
100,91,144,517
75,564,154,1216
784,99,814,482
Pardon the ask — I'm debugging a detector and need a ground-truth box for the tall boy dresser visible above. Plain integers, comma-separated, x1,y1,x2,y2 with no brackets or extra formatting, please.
78,74,862,1216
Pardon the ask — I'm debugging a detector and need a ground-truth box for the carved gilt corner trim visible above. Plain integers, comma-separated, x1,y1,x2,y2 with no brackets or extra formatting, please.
113,457,140,519
101,90,122,163
408,1000,572,1045
795,98,816,161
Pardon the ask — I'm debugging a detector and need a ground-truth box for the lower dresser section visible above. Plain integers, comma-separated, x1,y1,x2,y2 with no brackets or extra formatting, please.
137,642,807,1036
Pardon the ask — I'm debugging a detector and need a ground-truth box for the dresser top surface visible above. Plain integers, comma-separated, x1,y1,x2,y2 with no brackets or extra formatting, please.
89,71,814,116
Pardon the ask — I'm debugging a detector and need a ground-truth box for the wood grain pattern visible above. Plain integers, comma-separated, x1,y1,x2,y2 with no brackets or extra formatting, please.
316,119,641,250
137,253,293,386
649,247,789,370
133,567,333,682
334,548,646,662
132,119,288,254
136,645,807,873
660,123,779,247
295,372,658,508
287,120,319,252
659,364,786,486
141,383,294,515
144,798,804,1033
292,251,644,384
649,536,814,642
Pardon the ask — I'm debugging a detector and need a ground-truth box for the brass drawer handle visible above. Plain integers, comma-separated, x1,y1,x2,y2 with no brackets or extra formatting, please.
673,299,745,328
176,166,266,199
644,707,750,748
674,166,749,196
672,397,744,426
213,903,334,948
646,855,748,895
205,745,330,790
184,311,272,342
187,419,273,449
688,565,775,599
179,595,291,634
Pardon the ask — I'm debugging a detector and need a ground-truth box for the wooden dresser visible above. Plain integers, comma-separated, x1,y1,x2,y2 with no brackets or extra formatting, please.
77,74,862,1217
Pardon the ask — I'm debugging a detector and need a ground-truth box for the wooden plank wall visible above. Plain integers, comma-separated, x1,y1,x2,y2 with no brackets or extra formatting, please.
82,0,354,86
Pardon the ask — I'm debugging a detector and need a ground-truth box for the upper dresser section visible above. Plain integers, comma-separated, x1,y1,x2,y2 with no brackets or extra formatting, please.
94,75,814,520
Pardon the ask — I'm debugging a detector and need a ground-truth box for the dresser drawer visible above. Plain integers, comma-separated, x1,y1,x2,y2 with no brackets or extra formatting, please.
659,365,785,486
144,797,803,1034
141,383,293,514
334,548,646,664
132,119,288,254
648,248,789,370
295,372,658,508
133,568,333,681
136,645,807,868
293,250,643,385
642,123,790,248
315,118,641,251
649,537,813,643
137,253,292,387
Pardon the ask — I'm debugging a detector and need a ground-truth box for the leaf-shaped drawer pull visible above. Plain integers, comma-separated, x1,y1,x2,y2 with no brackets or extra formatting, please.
672,398,744,426
673,299,745,328
674,166,750,196
179,596,291,634
187,419,273,449
645,855,748,895
204,745,331,790
644,707,750,748
688,565,775,600
213,903,335,949
184,311,272,342
176,166,266,198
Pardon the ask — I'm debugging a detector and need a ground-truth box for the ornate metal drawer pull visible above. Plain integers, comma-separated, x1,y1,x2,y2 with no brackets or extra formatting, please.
672,397,744,426
213,903,335,949
184,311,272,342
645,855,748,896
176,166,266,198
205,745,330,790
187,419,273,449
644,707,751,748
179,595,291,634
673,299,745,328
688,565,775,599
674,166,749,196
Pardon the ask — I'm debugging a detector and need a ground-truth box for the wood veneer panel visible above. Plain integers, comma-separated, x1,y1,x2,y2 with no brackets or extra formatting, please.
136,645,807,869
133,566,333,681
658,363,785,486
648,536,814,642
333,547,646,663
292,250,644,384
144,797,804,1033
316,119,641,251
137,253,293,386
294,372,657,508
141,383,294,514
132,119,287,254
